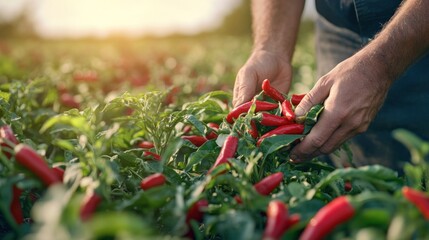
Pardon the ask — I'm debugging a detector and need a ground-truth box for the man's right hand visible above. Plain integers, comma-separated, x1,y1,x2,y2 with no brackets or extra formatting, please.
233,49,293,107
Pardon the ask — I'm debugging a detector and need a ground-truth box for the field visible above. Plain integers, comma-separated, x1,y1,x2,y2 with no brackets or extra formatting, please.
1,25,429,240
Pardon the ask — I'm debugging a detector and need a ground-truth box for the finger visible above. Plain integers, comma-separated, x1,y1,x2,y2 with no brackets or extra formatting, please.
294,76,331,117
289,108,340,162
292,124,353,162
233,68,257,107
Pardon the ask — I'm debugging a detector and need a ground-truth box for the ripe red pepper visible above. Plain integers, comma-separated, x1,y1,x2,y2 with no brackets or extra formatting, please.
281,100,295,122
256,112,294,127
226,100,278,123
207,122,220,129
182,125,192,134
10,185,24,224
206,123,219,140
207,134,239,174
344,181,352,192
402,186,429,219
181,135,208,147
0,125,19,158
248,120,259,139
143,151,161,161
80,193,102,221
262,79,286,102
60,93,80,109
14,144,61,186
52,167,65,181
263,200,290,240
299,196,355,240
186,199,209,224
291,93,306,106
140,173,166,190
138,141,155,149
254,172,284,196
257,124,304,146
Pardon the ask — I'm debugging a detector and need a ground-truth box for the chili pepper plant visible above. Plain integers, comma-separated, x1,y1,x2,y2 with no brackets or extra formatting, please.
1,42,429,240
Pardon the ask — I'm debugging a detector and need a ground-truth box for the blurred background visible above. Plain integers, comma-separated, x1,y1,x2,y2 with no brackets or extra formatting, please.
0,0,317,105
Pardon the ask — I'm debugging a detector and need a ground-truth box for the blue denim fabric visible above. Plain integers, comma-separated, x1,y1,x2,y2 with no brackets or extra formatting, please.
315,3,429,171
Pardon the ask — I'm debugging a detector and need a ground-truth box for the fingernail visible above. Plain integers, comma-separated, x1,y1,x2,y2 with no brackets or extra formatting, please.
289,154,300,163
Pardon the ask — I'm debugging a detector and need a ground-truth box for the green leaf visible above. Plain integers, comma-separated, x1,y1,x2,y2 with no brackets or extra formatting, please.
259,134,304,157
304,104,324,134
185,114,206,135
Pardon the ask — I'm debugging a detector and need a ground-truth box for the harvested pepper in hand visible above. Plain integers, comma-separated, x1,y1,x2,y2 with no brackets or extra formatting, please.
256,112,294,127
402,186,429,220
262,79,286,102
299,196,355,240
226,100,278,123
257,124,304,146
281,100,295,122
207,134,239,174
291,93,306,106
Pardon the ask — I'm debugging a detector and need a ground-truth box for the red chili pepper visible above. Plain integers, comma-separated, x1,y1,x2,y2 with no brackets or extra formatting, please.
206,123,219,140
226,100,278,123
14,144,61,186
60,93,80,109
138,141,155,149
206,131,218,140
286,214,301,228
256,112,294,127
207,134,239,174
291,93,306,106
182,125,192,134
263,200,290,240
254,172,284,196
299,196,355,240
52,167,65,181
402,186,429,219
281,100,295,122
140,173,166,190
181,135,208,147
0,125,19,158
186,199,209,224
248,120,259,139
344,181,352,192
262,79,286,102
257,124,304,146
234,195,243,204
207,122,220,129
143,151,161,161
10,185,24,224
80,193,102,221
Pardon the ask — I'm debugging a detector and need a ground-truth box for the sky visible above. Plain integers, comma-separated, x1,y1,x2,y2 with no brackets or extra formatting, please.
0,0,316,38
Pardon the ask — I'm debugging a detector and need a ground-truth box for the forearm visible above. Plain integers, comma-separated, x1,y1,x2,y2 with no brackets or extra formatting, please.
251,0,305,60
359,0,429,82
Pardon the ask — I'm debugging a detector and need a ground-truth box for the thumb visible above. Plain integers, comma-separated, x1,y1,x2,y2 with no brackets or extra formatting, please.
294,81,329,117
233,68,257,107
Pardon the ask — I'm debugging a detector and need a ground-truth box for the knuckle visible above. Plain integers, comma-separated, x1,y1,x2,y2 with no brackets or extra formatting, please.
308,135,325,149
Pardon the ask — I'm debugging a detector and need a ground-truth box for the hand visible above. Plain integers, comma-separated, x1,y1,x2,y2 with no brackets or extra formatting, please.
233,49,293,107
289,53,392,162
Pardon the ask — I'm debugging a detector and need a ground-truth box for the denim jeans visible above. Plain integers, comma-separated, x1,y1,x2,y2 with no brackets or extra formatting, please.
315,14,429,171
